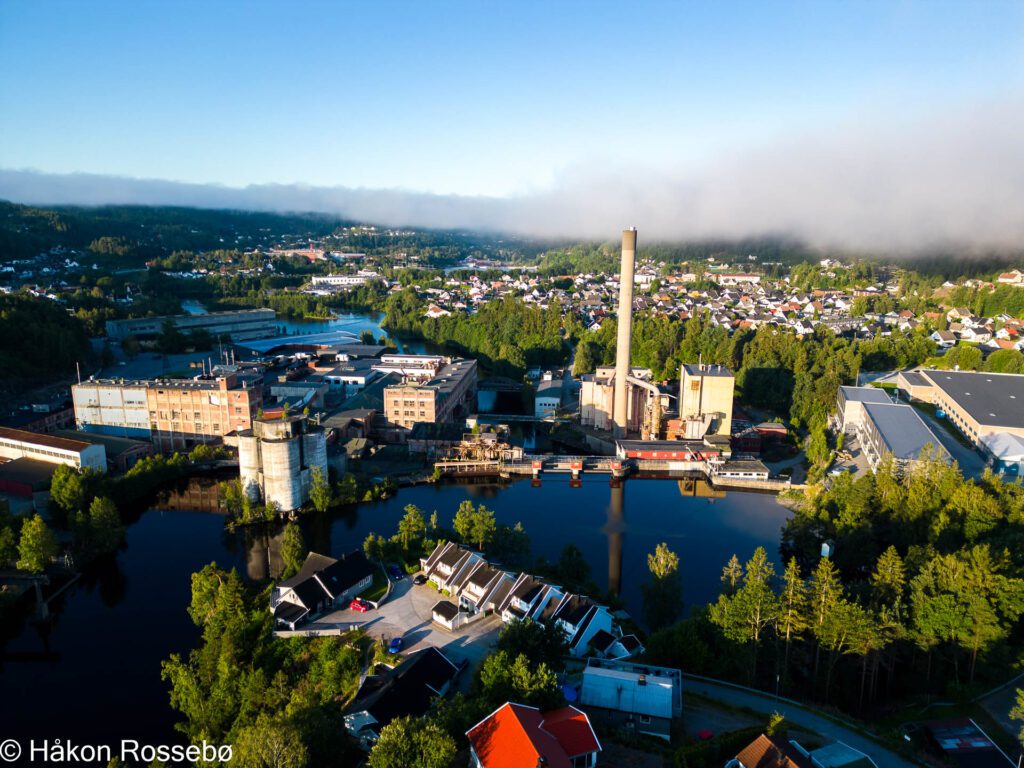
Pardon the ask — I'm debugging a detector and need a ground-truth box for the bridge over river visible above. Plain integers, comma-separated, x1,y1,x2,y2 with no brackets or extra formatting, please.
433,454,793,492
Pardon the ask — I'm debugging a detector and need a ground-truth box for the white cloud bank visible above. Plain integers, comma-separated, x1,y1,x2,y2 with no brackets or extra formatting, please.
2,99,1023,252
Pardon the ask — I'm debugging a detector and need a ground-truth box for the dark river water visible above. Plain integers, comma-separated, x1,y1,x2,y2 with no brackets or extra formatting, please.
0,476,789,749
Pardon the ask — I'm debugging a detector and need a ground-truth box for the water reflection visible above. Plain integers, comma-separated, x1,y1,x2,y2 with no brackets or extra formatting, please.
155,476,225,513
606,481,625,597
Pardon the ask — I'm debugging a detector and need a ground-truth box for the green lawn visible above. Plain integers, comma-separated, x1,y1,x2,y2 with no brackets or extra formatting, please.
359,567,390,603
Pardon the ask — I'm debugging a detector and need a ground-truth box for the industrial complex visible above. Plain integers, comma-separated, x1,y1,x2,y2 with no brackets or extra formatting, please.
105,308,278,341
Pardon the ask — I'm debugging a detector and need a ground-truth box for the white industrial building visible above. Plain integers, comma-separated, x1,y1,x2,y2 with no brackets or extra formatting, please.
0,426,107,472
534,379,563,418
238,414,328,511
834,385,892,432
309,271,382,289
72,381,151,439
981,432,1024,476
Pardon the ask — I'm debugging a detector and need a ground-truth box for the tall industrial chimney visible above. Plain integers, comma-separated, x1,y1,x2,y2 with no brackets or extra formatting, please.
612,227,637,437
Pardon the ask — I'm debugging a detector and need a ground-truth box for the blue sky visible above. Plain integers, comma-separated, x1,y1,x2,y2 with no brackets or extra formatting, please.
2,1,1022,198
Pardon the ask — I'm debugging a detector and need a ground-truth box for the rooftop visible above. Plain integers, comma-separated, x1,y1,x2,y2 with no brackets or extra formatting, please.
838,385,893,404
862,402,949,462
0,426,91,453
466,703,600,768
924,370,1024,428
683,363,734,378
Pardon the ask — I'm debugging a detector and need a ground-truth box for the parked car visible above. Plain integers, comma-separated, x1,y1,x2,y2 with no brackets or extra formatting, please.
388,637,403,654
413,574,427,585
387,564,404,581
349,598,370,612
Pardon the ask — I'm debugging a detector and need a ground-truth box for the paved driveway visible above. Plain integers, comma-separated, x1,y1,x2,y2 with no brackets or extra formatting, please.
316,577,501,671
910,405,987,480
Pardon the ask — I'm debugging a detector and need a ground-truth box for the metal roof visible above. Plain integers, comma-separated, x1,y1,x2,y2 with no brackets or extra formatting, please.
862,403,949,461
924,370,1024,429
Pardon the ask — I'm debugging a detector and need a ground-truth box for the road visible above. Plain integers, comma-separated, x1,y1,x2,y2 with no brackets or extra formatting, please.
765,450,808,484
683,676,919,768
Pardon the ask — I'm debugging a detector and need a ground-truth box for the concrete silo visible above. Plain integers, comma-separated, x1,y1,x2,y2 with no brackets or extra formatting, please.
235,414,328,513
237,432,262,502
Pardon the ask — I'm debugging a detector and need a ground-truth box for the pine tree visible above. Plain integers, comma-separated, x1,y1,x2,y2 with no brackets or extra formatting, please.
778,557,810,693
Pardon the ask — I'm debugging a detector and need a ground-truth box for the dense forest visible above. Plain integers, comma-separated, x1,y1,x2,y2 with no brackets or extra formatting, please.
0,293,92,388
646,458,1024,716
383,288,567,375
0,201,345,265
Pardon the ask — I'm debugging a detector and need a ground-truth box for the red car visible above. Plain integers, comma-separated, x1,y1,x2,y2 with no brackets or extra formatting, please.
349,598,370,612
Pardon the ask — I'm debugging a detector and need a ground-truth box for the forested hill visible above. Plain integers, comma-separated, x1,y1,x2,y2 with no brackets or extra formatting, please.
0,201,549,266
0,201,346,265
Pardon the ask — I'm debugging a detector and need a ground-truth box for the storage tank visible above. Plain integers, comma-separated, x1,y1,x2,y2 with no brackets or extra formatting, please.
303,430,328,476
237,433,262,501
261,437,302,511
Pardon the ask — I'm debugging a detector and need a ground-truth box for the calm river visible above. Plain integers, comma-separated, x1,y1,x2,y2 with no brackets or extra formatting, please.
0,476,789,748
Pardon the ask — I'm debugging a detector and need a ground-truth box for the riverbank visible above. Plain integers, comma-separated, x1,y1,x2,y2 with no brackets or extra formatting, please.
0,475,794,751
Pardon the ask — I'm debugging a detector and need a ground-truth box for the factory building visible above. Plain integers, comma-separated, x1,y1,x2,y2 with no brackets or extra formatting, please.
73,368,264,452
580,366,672,439
238,414,328,512
677,364,734,438
71,381,151,439
308,272,382,289
383,357,477,431
0,426,107,471
896,369,1024,447
534,378,563,418
834,385,893,432
836,385,949,470
105,308,278,342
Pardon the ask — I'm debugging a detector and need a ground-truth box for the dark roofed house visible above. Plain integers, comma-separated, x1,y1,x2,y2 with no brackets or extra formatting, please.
344,646,462,748
271,550,375,629
552,594,615,657
431,599,462,630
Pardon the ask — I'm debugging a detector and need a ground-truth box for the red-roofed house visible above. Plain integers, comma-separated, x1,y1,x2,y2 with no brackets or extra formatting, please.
467,702,601,768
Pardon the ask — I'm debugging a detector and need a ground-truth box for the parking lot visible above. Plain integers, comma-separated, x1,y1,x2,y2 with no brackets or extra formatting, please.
829,434,872,478
315,575,502,672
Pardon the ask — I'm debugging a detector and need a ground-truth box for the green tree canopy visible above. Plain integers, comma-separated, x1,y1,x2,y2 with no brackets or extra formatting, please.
17,514,58,573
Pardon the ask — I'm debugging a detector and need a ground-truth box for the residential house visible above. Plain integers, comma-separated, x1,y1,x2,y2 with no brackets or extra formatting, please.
728,734,879,768
726,734,810,768
271,551,375,629
551,594,615,658
467,702,601,768
420,541,485,593
589,630,645,660
499,573,564,624
344,647,462,748
579,658,683,741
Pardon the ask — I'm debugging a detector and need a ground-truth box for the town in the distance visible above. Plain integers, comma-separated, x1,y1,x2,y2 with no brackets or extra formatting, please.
0,201,1023,768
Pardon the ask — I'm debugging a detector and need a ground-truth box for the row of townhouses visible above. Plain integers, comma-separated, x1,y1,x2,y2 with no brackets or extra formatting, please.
420,541,642,661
